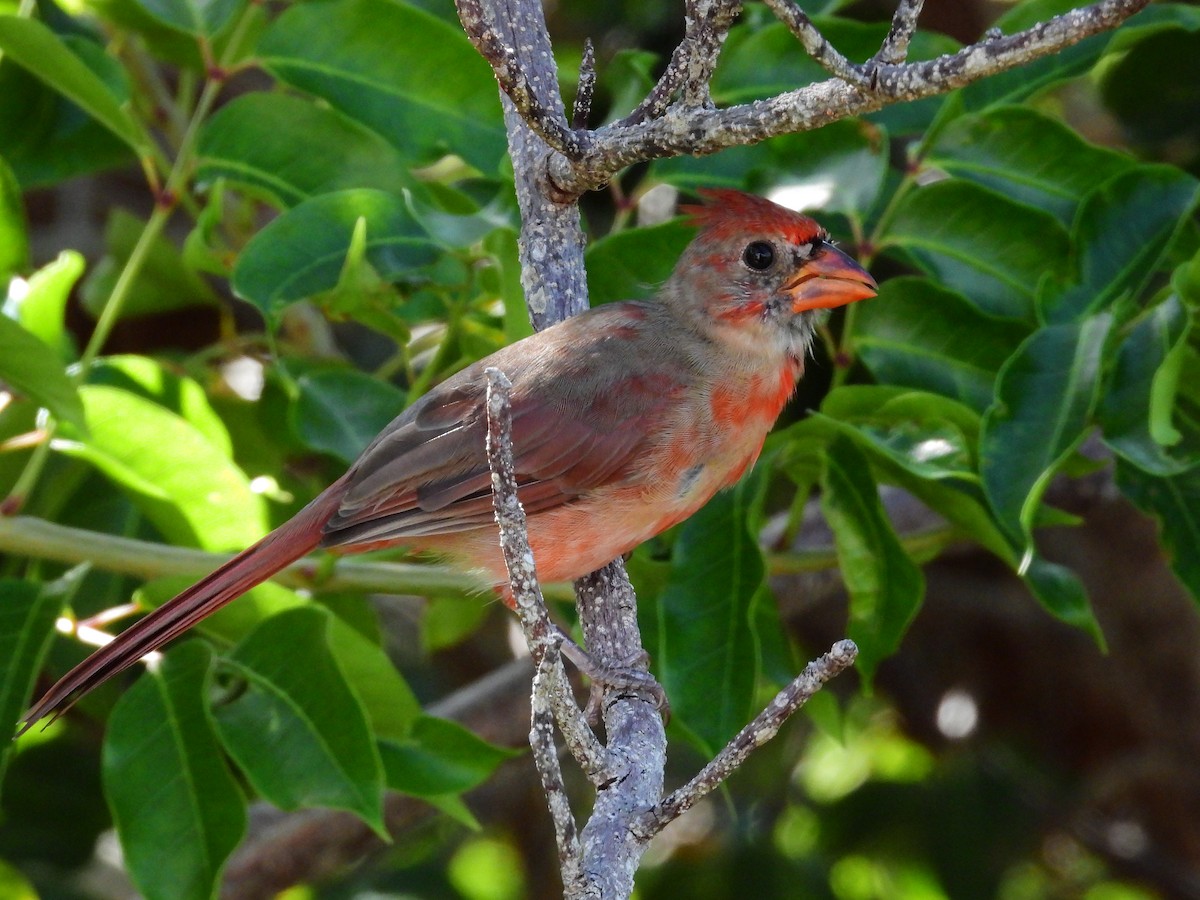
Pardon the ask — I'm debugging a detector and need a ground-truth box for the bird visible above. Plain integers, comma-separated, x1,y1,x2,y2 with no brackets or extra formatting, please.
20,188,877,731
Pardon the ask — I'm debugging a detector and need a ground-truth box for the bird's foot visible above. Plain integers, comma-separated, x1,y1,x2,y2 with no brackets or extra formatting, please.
552,628,669,724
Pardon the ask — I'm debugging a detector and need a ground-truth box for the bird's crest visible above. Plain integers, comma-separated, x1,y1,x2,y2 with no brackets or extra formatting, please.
682,188,823,245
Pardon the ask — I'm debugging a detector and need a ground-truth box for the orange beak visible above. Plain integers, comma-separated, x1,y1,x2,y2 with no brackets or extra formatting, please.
785,245,878,312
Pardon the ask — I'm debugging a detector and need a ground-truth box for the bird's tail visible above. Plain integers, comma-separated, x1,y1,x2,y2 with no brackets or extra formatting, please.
18,474,353,734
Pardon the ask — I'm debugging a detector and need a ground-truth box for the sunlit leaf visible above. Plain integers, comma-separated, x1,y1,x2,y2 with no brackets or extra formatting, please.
0,314,86,430
0,154,28,279
3,250,84,357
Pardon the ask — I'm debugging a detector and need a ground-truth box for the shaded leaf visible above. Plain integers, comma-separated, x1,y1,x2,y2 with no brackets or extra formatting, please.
132,0,242,37
82,209,221,319
585,220,692,306
1117,459,1200,604
1022,554,1100,637
196,93,412,207
925,105,1133,223
654,486,764,754
213,607,385,833
853,277,1030,411
290,367,406,464
1100,294,1199,474
820,436,924,682
1040,166,1200,323
0,17,144,151
0,314,86,430
231,189,438,319
0,580,61,756
326,615,421,742
882,180,1071,322
259,0,506,173
103,642,246,900
980,316,1113,548
379,714,517,797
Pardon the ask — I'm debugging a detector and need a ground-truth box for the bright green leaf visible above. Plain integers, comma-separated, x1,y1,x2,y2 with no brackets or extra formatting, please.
196,93,412,207
0,314,86,430
57,385,268,551
654,486,764,754
0,17,145,152
259,0,506,173
820,436,924,683
103,642,246,900
882,180,1071,322
853,277,1030,411
231,188,438,319
326,615,421,742
0,153,28,278
213,607,386,833
3,250,84,357
980,316,1113,550
291,367,405,464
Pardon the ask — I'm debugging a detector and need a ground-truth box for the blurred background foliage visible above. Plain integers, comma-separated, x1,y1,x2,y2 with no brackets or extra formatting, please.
1,0,1199,897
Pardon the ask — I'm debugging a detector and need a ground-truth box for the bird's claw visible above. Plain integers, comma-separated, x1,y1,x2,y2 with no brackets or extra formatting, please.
554,633,669,724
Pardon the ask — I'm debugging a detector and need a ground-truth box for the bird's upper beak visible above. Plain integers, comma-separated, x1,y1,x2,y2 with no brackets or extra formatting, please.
784,245,878,312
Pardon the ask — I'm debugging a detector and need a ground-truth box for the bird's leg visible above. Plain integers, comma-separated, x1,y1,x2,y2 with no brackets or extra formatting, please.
552,624,670,724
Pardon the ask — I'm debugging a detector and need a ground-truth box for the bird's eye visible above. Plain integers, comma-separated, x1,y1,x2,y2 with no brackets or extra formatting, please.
742,241,775,271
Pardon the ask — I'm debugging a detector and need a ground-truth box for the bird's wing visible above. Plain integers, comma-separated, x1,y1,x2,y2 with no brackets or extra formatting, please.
321,329,688,548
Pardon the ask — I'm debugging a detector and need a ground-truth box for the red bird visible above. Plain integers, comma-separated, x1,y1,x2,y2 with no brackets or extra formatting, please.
22,189,876,730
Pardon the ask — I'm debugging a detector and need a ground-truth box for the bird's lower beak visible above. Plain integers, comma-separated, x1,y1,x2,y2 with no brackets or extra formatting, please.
785,245,878,312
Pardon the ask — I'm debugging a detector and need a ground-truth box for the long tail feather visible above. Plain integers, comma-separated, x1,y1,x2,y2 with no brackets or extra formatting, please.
19,476,352,734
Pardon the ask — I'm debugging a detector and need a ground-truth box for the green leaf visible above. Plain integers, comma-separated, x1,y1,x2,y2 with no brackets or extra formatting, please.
1117,459,1200,604
0,580,61,758
89,355,233,455
231,189,438,320
213,607,386,833
654,486,764,754
0,43,134,187
326,615,421,742
131,0,243,36
585,220,693,306
1022,555,1099,636
0,153,28,279
0,17,145,152
0,314,86,430
884,180,1072,322
290,367,406,464
102,642,246,900
820,436,924,682
379,714,517,797
1040,166,1200,323
980,316,1113,550
3,250,84,357
259,0,506,173
82,209,221,319
1101,22,1200,147
852,277,1030,412
196,93,412,207
654,120,889,222
1100,294,1199,475
57,385,268,551
925,106,1133,224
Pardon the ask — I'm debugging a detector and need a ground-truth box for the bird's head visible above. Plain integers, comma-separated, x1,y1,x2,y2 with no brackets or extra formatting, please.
670,189,877,359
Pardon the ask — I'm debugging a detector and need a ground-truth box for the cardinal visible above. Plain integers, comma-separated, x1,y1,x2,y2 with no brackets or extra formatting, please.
21,188,876,731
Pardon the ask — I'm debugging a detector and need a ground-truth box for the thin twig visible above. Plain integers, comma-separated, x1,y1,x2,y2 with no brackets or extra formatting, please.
875,0,925,64
573,38,596,129
634,639,859,839
761,0,872,87
454,0,587,160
